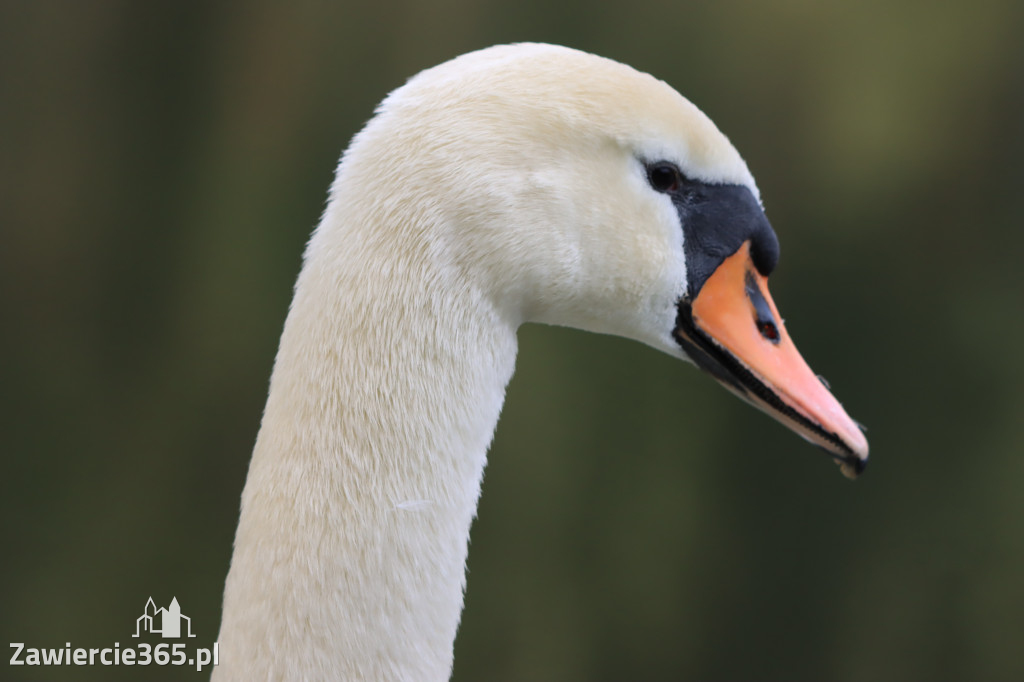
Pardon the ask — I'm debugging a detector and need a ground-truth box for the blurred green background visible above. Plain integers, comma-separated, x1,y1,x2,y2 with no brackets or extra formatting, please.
3,1,1023,680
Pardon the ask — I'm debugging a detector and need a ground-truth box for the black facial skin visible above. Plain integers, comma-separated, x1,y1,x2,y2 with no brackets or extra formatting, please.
643,158,778,304
645,160,863,471
674,176,777,296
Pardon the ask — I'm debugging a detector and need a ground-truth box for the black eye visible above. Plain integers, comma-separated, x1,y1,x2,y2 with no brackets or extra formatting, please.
647,162,682,193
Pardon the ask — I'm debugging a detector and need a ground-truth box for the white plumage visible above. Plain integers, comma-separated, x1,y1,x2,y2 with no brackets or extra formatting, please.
213,43,866,681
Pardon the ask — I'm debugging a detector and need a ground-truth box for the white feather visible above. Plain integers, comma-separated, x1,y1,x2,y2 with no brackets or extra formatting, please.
213,43,756,681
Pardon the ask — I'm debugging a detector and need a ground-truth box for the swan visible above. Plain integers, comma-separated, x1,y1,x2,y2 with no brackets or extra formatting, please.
212,43,868,681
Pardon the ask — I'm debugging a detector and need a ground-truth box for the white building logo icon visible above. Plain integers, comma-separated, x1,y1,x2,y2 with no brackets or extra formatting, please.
133,597,196,638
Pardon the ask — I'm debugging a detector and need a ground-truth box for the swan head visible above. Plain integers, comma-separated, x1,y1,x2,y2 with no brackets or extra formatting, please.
333,43,868,476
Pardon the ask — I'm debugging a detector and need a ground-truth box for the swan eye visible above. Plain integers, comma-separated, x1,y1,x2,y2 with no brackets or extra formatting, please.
646,162,683,193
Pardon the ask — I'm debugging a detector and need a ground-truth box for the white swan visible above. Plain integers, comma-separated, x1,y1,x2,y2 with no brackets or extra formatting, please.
212,43,868,681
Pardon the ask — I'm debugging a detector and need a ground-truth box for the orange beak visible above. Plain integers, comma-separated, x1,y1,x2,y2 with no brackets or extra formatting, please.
674,241,869,478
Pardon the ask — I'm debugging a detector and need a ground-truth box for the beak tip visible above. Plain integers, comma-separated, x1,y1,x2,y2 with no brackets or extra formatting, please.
839,456,864,477
837,446,869,480
834,414,869,479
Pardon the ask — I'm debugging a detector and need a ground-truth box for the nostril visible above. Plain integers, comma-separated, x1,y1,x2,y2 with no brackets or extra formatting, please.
757,319,780,343
745,271,781,346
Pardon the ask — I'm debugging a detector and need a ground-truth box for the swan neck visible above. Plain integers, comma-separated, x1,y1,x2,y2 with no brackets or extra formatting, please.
214,209,518,680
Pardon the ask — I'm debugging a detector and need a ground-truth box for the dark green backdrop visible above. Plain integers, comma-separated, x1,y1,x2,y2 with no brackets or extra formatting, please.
3,1,1023,680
